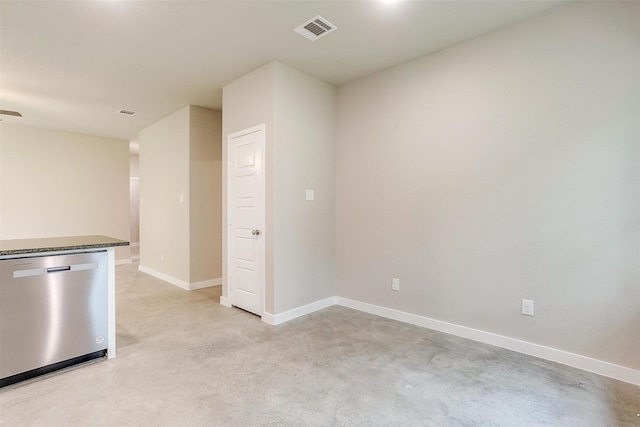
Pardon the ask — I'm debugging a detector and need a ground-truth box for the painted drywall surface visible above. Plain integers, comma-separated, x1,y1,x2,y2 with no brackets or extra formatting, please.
130,154,140,244
335,1,640,369
222,62,276,313
189,106,222,283
129,178,139,244
139,106,190,283
130,151,140,177
0,123,130,261
273,62,336,313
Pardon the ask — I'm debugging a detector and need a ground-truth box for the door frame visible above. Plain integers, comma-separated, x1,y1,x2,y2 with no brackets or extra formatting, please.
226,123,266,316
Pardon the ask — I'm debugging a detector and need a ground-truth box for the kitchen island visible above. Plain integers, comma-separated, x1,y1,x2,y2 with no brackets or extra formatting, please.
0,235,128,386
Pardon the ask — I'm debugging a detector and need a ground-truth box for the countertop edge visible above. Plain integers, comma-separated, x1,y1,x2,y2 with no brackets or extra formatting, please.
0,241,129,256
0,236,130,257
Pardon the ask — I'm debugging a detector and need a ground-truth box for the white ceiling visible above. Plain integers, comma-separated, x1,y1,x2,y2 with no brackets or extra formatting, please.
0,0,568,141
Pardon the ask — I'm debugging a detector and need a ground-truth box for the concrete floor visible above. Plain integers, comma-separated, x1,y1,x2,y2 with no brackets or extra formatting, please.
1,262,638,426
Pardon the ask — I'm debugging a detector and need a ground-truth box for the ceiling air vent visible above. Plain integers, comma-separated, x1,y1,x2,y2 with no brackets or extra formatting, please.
294,15,337,41
116,109,137,116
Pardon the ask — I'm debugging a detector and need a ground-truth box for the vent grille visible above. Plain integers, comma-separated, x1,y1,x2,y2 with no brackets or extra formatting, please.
294,15,337,41
117,109,137,116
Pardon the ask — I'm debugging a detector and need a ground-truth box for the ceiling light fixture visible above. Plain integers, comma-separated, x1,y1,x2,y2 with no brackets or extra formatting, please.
0,109,23,117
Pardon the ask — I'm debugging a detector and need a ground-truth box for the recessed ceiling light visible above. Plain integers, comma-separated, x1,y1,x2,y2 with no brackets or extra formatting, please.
116,109,137,116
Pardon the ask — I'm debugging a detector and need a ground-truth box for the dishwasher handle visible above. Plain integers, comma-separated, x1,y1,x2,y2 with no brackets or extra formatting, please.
47,266,71,273
13,262,98,279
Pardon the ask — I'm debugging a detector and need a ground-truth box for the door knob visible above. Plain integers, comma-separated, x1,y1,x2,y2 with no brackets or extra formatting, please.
252,229,260,236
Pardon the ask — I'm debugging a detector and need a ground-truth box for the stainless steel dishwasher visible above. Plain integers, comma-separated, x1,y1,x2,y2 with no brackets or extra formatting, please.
0,251,108,386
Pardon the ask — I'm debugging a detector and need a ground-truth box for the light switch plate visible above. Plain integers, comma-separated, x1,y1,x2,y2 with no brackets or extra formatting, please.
522,299,534,316
306,189,314,201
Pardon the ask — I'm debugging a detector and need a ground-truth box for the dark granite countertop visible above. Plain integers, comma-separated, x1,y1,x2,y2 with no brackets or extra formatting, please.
0,235,129,256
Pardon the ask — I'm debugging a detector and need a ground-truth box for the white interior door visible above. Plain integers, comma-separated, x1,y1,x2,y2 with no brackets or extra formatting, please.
227,124,265,316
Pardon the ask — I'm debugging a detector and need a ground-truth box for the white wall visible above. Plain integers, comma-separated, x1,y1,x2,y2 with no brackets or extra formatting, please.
139,105,222,286
139,106,191,282
0,123,130,261
273,62,336,313
190,106,223,283
222,61,336,315
334,1,640,370
130,153,140,244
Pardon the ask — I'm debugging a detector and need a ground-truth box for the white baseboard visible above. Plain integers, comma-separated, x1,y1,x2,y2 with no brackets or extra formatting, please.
335,297,640,386
219,295,232,307
190,277,222,291
139,265,189,290
115,258,132,265
262,296,336,326
138,266,222,292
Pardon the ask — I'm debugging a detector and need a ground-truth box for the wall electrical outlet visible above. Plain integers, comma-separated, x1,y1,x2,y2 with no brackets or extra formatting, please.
161,252,164,261
522,299,534,316
392,278,400,291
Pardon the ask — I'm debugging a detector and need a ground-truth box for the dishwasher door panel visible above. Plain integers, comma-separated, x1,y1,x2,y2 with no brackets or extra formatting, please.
0,251,108,379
